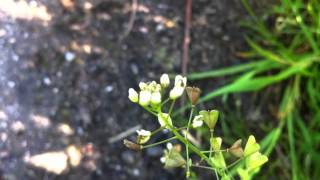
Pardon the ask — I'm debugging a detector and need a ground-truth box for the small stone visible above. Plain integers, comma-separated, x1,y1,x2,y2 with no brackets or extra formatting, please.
65,52,75,62
11,121,25,134
146,146,163,157
104,85,113,93
43,77,51,85
7,81,15,88
121,151,135,164
132,168,140,176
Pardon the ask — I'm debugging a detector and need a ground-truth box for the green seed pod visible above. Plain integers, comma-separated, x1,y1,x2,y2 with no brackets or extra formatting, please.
199,110,219,130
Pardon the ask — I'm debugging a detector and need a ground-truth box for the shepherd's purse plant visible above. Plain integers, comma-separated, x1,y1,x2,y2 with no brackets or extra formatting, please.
124,74,268,179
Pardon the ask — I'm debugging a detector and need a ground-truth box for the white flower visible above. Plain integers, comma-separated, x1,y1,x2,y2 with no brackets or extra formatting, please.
136,129,151,144
157,113,173,128
169,86,184,99
174,75,187,88
139,90,151,106
192,115,203,128
151,92,161,105
160,74,170,87
128,88,138,103
139,82,148,90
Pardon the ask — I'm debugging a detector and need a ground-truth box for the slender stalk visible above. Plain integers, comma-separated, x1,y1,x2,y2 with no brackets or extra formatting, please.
161,98,170,107
169,126,216,169
201,149,229,153
142,136,177,149
168,100,176,116
191,164,216,171
209,129,214,158
185,106,195,177
151,127,165,135
143,106,157,116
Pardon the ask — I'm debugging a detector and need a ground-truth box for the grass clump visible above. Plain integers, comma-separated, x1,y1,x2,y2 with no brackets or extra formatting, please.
188,0,320,179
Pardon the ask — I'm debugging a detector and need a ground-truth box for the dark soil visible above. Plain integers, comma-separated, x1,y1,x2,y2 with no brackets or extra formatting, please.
0,0,259,179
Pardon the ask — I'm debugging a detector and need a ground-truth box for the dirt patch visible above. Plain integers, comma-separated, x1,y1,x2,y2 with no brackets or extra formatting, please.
0,0,252,179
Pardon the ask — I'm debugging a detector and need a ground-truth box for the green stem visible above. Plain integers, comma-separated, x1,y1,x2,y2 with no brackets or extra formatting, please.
151,127,165,135
169,127,216,170
143,106,157,116
191,164,217,171
209,129,214,158
201,149,229,153
185,106,195,177
168,99,176,116
142,136,177,149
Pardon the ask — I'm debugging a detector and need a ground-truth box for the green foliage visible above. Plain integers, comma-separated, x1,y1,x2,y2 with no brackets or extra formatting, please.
187,0,320,179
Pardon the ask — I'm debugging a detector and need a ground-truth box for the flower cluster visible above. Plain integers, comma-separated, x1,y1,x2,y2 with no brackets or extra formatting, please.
129,74,189,107
125,74,268,180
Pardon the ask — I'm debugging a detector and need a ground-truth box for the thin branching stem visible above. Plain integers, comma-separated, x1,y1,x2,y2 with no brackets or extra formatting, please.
142,136,177,149
185,105,195,177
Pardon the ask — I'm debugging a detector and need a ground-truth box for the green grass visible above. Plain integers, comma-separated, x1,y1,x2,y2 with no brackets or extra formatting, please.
186,0,320,179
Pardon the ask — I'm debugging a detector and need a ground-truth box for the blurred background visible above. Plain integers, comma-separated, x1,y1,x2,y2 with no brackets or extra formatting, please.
0,0,319,180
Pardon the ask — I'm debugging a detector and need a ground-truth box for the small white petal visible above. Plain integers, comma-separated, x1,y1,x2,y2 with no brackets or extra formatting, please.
136,129,151,136
128,88,139,103
151,92,161,105
169,86,184,99
139,90,151,106
166,143,173,150
139,82,148,90
174,75,187,87
160,157,166,163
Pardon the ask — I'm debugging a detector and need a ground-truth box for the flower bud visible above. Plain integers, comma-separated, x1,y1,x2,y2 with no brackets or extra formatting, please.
128,88,139,103
151,92,161,105
123,139,142,151
169,86,184,99
139,90,151,106
160,74,170,87
199,110,219,130
157,113,173,128
136,129,151,144
192,115,203,128
139,82,148,90
186,86,201,105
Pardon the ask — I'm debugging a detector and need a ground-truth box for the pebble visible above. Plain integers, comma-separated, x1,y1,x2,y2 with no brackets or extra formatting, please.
121,151,135,164
64,52,75,62
130,64,139,75
132,168,140,176
43,77,51,85
104,85,113,93
146,146,163,157
7,81,15,88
